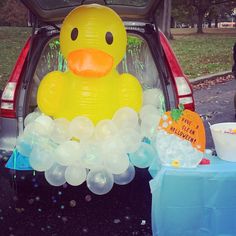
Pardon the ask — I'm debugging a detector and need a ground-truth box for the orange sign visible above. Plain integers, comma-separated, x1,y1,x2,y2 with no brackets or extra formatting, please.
158,106,205,153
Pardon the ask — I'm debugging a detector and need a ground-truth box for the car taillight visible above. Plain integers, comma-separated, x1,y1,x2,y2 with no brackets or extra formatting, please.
0,37,31,118
174,76,194,110
159,31,195,111
175,76,192,96
174,76,195,111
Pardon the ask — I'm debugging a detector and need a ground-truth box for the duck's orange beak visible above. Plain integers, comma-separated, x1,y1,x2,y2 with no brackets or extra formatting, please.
68,48,114,78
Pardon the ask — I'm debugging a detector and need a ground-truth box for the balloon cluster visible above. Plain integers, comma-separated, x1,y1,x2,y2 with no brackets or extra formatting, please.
155,129,203,168
16,88,163,195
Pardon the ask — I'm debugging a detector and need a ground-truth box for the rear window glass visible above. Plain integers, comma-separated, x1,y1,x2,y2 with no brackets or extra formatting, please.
29,33,164,111
35,0,150,10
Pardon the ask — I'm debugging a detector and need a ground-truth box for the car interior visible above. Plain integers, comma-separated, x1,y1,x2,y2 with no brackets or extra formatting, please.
28,32,165,113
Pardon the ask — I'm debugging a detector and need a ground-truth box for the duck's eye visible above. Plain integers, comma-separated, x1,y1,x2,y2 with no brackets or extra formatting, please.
71,28,78,41
105,32,113,45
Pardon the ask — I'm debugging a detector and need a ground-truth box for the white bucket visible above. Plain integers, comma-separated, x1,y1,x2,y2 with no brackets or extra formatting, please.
210,122,236,162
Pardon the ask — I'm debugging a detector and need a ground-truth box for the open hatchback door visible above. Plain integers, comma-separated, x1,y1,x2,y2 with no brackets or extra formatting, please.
21,0,163,24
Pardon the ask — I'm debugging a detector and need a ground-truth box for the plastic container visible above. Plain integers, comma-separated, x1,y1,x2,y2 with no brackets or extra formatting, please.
210,122,236,162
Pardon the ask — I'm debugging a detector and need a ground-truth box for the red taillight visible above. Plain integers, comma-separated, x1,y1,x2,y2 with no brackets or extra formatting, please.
159,31,195,111
0,37,31,118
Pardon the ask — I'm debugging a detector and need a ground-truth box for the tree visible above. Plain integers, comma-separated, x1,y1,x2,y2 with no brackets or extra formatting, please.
0,0,27,26
193,0,236,33
172,0,236,33
192,0,212,33
172,0,197,27
0,0,7,8
162,0,172,38
155,0,172,39
206,3,235,28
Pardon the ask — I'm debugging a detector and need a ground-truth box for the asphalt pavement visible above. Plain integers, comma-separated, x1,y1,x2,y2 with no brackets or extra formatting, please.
0,76,235,236
193,76,236,148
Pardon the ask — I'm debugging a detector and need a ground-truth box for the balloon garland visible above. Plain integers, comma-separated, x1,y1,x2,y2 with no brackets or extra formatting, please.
16,99,162,195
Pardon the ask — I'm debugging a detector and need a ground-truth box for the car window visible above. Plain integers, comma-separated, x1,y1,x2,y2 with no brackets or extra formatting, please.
117,34,161,90
29,33,164,111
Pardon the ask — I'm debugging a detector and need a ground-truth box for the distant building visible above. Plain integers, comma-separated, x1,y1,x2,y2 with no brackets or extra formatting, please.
218,22,236,28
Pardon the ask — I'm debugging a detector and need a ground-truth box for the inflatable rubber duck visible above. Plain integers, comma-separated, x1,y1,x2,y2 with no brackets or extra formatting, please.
37,4,142,124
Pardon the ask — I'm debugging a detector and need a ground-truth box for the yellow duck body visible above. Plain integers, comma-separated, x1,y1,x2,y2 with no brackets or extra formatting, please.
37,4,142,124
37,69,142,123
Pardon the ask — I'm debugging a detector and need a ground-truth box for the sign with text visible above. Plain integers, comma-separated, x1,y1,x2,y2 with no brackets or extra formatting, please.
158,107,205,153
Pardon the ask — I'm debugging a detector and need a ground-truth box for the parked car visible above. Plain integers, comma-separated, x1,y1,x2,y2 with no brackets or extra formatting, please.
0,0,194,151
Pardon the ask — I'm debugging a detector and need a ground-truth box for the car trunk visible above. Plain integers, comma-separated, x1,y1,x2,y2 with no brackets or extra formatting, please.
20,0,172,115
22,26,171,113
0,0,175,150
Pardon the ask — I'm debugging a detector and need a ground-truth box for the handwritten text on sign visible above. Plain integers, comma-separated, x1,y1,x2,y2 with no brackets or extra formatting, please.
158,109,205,152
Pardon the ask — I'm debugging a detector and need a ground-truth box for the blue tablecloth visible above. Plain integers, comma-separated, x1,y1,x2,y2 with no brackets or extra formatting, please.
149,157,236,236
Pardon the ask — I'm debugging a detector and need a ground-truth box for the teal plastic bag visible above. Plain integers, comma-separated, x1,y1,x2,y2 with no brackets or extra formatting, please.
5,149,33,171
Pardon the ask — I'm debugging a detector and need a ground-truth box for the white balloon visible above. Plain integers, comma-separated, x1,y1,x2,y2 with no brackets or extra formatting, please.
87,168,114,195
16,136,32,157
101,135,126,154
143,88,163,108
34,114,54,136
24,111,41,127
80,141,104,169
139,104,160,121
141,113,161,139
45,163,67,186
55,140,84,166
113,163,135,185
29,144,54,172
23,114,53,138
51,118,71,144
103,152,129,174
112,107,138,130
69,116,94,141
65,165,87,186
23,121,45,137
118,128,142,153
16,133,39,157
95,119,118,141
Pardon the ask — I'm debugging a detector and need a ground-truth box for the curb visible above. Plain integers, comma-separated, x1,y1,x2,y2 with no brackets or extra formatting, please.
190,71,232,85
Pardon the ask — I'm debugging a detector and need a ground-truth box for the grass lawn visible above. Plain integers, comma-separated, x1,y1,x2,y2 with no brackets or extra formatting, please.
0,27,235,91
0,27,31,90
170,28,236,79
